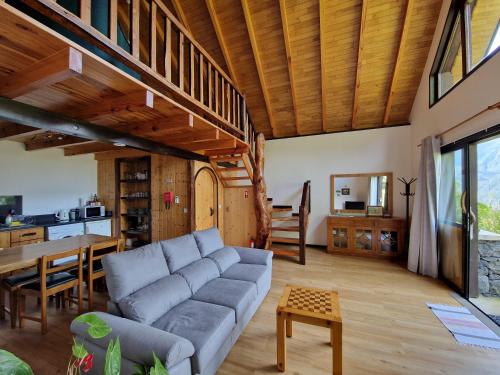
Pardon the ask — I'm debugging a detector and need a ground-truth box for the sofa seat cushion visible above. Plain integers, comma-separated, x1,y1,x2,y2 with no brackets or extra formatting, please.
191,278,257,322
222,263,270,294
175,258,220,294
103,242,169,302
118,275,192,325
206,247,241,273
161,234,202,272
152,299,235,374
193,227,224,257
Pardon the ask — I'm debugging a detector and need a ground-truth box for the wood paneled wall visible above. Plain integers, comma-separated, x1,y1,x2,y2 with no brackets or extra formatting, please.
97,151,256,246
96,150,191,242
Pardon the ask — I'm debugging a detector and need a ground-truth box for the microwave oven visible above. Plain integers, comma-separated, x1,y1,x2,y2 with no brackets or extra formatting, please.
79,205,105,218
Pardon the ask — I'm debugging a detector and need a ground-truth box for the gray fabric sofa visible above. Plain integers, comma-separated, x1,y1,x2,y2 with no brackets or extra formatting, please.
71,228,272,375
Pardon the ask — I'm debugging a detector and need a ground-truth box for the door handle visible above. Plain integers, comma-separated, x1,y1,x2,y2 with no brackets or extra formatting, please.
210,208,214,217
460,191,467,215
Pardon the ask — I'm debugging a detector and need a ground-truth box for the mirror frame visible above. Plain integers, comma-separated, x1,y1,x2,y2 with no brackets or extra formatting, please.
330,172,393,215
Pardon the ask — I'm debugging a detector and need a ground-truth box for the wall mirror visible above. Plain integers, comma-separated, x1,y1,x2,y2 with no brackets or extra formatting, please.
330,172,393,215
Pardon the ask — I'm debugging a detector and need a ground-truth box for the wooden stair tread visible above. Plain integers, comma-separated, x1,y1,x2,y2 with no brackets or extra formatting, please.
222,176,251,181
272,217,298,222
216,167,246,172
272,207,293,213
271,248,300,257
271,226,299,232
269,236,299,244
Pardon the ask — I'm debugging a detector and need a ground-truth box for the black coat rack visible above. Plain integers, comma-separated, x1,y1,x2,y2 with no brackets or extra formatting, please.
398,177,417,252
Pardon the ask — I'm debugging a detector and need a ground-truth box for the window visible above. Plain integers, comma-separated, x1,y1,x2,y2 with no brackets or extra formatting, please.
430,0,500,105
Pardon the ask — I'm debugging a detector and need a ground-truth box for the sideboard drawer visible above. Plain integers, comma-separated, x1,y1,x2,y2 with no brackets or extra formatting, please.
10,227,44,244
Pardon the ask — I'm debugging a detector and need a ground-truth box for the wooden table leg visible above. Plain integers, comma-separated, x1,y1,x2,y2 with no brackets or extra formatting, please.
276,311,286,372
286,319,292,338
331,321,342,375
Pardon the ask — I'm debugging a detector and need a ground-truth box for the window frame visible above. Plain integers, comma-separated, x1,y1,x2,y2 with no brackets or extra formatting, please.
429,0,500,107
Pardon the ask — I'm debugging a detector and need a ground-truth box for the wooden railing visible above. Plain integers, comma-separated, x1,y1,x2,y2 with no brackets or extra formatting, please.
298,180,311,265
17,0,256,149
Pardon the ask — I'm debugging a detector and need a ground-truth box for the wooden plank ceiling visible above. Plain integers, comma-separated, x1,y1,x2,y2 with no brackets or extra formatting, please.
176,0,442,138
0,3,247,157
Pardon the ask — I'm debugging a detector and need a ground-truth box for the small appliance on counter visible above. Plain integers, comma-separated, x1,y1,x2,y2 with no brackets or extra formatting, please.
79,205,105,219
55,209,70,222
69,209,80,222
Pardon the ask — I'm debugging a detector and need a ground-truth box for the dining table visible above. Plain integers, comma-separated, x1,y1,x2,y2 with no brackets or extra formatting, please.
0,234,117,275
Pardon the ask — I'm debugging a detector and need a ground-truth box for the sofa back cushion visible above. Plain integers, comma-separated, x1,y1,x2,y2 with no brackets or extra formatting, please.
118,275,192,325
160,234,202,272
175,258,220,294
207,247,241,273
193,227,224,257
103,243,169,302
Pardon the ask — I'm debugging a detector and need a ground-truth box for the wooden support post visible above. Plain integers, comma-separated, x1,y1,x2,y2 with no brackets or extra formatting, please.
132,0,140,59
179,33,185,91
80,0,91,25
190,43,195,97
165,18,172,81
109,0,117,43
199,54,204,104
208,63,212,109
150,2,157,72
253,133,270,249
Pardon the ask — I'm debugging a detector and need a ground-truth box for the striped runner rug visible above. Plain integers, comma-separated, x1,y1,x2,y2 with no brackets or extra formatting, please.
427,303,500,349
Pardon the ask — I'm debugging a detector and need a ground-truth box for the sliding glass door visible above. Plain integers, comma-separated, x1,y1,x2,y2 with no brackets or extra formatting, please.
439,126,500,325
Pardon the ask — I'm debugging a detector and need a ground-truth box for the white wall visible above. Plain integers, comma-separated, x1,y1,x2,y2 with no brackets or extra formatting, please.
333,176,370,210
410,0,500,174
0,141,97,215
264,126,412,245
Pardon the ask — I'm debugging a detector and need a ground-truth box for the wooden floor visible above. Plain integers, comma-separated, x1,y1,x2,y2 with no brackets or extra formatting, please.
1,247,499,374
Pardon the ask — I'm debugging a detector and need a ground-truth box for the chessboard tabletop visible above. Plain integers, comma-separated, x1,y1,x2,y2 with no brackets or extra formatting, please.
277,285,342,322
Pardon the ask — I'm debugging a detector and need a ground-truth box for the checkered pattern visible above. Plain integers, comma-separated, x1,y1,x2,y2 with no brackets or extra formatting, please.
286,287,333,314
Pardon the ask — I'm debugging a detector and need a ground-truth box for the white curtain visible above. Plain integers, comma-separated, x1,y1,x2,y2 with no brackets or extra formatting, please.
408,136,441,278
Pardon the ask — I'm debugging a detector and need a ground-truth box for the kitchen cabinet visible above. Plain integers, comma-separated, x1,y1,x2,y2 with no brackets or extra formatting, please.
10,227,44,246
0,232,10,249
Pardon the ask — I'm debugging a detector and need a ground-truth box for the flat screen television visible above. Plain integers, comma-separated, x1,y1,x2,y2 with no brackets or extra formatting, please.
345,201,365,210
0,195,23,219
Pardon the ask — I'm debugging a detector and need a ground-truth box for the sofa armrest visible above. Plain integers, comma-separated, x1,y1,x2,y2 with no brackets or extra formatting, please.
71,312,195,368
233,247,273,265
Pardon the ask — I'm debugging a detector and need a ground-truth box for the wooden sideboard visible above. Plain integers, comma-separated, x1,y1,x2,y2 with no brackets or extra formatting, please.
327,216,405,258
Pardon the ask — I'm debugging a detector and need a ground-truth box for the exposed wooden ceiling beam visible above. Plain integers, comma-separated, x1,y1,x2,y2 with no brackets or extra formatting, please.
170,0,191,32
24,135,92,151
278,0,300,136
351,0,368,129
204,0,239,87
319,0,328,132
165,128,219,143
0,123,44,140
383,0,413,125
64,142,118,156
182,138,236,152
240,0,277,137
0,47,82,98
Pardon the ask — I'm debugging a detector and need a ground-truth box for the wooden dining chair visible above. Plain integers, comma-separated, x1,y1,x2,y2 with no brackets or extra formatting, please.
85,239,121,311
18,247,84,334
0,269,39,328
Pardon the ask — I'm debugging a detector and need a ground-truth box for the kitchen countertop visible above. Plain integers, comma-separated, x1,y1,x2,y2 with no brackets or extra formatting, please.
0,217,112,232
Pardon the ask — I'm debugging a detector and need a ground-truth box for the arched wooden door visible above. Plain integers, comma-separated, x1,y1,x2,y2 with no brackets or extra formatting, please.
194,168,218,230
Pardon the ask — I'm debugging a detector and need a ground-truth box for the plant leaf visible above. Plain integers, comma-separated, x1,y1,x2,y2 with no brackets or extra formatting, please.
104,338,121,375
75,313,112,339
72,339,88,359
149,353,169,375
132,364,147,375
0,350,34,375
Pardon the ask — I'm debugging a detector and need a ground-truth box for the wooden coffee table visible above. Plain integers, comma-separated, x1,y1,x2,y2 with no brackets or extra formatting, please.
276,285,342,374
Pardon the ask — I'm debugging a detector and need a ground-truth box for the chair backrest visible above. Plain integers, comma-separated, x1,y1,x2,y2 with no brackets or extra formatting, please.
40,247,84,288
88,239,120,274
